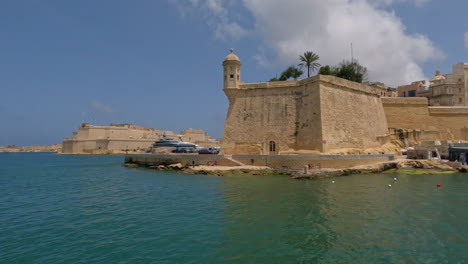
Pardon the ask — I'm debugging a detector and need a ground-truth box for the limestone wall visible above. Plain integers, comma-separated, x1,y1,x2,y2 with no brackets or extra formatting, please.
319,76,389,151
62,123,219,154
382,97,468,141
221,75,389,155
221,81,322,154
124,154,240,167
62,139,156,154
233,154,394,169
124,154,394,170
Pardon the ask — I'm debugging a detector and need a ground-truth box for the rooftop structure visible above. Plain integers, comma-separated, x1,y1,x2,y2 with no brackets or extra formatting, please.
428,63,468,106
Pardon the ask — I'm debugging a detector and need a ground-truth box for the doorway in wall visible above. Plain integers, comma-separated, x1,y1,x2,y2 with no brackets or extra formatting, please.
269,141,277,154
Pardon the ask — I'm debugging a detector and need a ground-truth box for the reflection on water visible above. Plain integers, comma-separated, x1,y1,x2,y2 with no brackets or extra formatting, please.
216,174,468,263
0,153,467,263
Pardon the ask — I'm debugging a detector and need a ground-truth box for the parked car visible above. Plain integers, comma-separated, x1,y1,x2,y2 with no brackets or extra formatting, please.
197,147,220,155
172,148,195,153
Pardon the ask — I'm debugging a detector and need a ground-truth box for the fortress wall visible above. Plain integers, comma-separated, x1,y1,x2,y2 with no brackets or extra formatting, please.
124,154,393,169
61,141,73,153
107,139,155,151
233,154,394,169
124,153,394,170
124,154,240,167
221,83,322,154
382,98,434,130
382,97,468,140
319,76,389,151
61,139,155,153
429,107,468,140
221,86,301,154
291,80,323,152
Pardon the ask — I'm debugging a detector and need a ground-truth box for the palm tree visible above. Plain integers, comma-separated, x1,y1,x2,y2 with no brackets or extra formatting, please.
298,51,321,78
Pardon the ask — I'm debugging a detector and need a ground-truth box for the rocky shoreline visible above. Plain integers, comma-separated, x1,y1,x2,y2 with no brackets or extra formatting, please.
123,159,468,179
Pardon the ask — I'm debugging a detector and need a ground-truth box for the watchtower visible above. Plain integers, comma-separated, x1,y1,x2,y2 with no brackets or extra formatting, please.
223,48,241,90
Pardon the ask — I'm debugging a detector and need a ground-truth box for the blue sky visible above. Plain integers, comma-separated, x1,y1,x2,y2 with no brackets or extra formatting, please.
1,0,467,146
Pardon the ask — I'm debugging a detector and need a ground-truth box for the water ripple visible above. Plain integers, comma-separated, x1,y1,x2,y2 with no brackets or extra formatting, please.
0,153,467,263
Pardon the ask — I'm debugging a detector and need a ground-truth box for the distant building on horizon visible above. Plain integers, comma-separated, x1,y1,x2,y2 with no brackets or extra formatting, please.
397,80,430,98
427,63,468,106
61,123,218,154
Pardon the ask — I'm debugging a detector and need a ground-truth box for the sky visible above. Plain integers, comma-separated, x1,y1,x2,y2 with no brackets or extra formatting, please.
1,0,467,146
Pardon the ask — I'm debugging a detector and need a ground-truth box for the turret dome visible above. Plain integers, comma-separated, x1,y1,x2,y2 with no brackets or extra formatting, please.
224,48,240,62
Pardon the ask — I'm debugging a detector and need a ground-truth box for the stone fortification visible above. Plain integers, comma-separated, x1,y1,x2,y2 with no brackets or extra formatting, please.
220,50,468,155
0,144,62,153
382,97,468,142
220,50,388,155
124,153,394,170
62,123,218,154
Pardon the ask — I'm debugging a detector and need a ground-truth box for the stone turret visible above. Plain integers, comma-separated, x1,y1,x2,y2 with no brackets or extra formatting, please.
223,48,241,89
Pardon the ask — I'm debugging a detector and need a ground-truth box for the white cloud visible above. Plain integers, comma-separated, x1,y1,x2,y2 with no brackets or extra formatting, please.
465,31,468,49
169,0,247,39
170,0,443,86
243,0,443,86
214,22,248,40
369,0,430,7
90,100,115,114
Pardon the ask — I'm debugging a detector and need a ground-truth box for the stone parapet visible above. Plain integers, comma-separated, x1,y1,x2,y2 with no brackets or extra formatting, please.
238,75,384,96
382,97,429,105
429,107,468,115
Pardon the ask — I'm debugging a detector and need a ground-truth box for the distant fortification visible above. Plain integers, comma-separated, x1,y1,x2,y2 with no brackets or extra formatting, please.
62,123,218,154
220,50,468,155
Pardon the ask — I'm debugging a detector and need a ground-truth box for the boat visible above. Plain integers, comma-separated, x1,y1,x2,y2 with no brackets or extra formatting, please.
151,134,197,148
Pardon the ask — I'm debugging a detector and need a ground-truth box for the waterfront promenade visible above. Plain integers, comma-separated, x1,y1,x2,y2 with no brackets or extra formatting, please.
124,153,394,170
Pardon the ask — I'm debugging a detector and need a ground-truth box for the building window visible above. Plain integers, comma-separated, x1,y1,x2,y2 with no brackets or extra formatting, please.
269,141,276,152
402,91,406,97
230,74,234,80
237,75,239,80
408,90,416,97
460,98,463,103
225,75,227,80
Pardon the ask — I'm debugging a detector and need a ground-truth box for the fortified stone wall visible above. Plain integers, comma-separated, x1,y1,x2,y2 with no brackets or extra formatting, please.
222,83,319,154
319,76,389,152
382,97,468,141
124,154,240,167
221,74,389,155
124,154,394,170
233,154,394,169
62,123,219,154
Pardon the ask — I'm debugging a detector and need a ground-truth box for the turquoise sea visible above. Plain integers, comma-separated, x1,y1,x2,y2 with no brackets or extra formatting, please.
0,153,467,263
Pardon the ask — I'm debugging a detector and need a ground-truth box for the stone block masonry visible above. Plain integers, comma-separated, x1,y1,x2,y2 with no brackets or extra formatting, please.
124,154,394,170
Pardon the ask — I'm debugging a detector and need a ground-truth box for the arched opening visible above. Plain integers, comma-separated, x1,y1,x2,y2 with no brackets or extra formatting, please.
269,141,276,154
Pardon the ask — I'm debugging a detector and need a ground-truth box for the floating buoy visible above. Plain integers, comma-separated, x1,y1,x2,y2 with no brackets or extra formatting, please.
436,184,442,187
332,180,335,184
393,178,397,181
388,184,392,188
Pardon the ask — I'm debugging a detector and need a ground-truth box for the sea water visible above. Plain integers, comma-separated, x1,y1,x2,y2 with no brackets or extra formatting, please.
0,152,467,263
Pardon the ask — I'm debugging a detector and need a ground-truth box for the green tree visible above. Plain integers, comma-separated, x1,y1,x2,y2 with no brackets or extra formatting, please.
279,66,303,81
298,51,321,78
318,60,368,83
318,65,334,75
335,59,368,83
